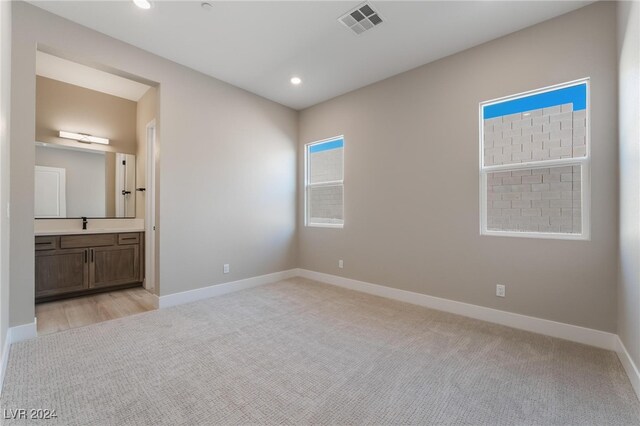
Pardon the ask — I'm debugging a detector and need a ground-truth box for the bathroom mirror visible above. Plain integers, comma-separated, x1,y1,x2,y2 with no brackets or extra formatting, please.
34,142,136,218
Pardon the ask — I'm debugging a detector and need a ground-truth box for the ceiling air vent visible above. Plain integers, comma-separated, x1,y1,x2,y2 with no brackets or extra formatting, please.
339,2,383,36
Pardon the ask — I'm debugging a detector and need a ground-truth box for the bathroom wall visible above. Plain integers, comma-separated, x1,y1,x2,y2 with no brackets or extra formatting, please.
36,76,137,154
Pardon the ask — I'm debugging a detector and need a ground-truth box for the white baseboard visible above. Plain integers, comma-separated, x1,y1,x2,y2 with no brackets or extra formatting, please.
9,320,37,344
0,331,11,395
616,336,640,399
158,269,298,309
297,269,618,351
1,318,37,394
150,293,160,309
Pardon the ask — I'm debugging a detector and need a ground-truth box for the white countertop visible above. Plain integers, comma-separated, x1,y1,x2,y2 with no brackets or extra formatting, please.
35,228,145,236
35,218,145,237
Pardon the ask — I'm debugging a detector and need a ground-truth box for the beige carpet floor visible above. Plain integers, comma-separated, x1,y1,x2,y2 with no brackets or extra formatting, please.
2,277,639,425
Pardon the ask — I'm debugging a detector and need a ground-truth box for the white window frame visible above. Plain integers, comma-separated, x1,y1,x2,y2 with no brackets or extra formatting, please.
304,135,345,229
479,78,591,241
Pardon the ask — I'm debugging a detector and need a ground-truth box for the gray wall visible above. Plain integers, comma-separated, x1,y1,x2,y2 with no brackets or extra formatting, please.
298,2,618,332
617,1,640,371
35,146,106,217
0,0,11,364
10,2,298,327
36,76,138,155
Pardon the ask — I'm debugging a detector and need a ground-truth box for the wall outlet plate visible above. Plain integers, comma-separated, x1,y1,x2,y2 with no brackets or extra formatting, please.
338,259,344,268
223,264,230,274
496,284,505,297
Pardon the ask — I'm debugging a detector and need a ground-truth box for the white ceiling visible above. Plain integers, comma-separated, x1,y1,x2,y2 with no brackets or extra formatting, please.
36,51,151,101
30,1,593,110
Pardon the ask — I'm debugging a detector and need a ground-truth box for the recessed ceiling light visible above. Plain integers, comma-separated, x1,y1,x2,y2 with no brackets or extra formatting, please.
133,0,151,10
290,77,302,86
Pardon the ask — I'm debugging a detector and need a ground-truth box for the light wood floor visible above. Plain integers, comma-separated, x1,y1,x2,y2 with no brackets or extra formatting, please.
36,287,157,336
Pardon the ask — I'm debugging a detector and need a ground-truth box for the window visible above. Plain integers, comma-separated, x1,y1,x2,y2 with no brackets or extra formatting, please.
480,79,590,240
305,136,344,228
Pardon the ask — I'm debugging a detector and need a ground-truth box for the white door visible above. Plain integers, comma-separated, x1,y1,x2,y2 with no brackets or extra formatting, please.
35,165,66,218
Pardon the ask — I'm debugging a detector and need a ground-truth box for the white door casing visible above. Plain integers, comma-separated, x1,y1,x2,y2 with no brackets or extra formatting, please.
145,120,156,291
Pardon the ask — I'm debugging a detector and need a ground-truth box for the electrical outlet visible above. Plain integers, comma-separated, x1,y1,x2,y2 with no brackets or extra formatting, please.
338,259,344,269
223,264,230,274
496,284,505,297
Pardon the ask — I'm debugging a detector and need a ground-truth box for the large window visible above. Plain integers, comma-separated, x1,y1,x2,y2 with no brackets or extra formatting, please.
305,136,344,228
480,79,590,240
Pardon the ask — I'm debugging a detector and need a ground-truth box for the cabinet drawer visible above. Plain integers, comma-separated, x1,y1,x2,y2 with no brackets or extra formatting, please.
35,236,58,251
60,234,117,249
118,233,140,245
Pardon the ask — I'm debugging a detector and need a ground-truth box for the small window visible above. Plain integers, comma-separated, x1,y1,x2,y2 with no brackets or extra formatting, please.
480,79,590,240
305,136,344,228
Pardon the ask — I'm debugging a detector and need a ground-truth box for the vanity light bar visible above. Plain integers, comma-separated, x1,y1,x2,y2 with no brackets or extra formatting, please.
59,131,110,145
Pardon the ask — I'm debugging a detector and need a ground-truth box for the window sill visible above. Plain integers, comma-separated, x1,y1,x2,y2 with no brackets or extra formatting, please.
481,229,590,241
306,223,344,229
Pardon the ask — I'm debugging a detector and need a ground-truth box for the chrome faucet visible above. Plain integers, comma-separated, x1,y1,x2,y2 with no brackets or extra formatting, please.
82,217,88,230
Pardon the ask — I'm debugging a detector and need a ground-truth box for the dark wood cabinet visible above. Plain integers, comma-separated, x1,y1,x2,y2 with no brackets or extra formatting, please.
35,232,144,302
35,248,89,298
91,245,140,288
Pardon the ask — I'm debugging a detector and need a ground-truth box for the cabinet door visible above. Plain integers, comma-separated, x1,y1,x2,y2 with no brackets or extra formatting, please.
90,245,140,288
35,248,89,298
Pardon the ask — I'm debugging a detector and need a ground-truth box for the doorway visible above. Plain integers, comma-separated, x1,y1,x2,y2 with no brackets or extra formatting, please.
33,50,159,335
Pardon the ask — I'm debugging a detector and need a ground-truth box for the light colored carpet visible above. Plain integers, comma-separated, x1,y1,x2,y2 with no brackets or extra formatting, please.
2,277,639,425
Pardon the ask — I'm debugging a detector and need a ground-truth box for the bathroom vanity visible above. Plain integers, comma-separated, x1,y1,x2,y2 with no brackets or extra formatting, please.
33,138,148,302
35,231,144,302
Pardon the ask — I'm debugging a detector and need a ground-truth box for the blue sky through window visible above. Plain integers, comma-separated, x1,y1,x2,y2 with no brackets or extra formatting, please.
309,138,344,153
483,83,586,119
